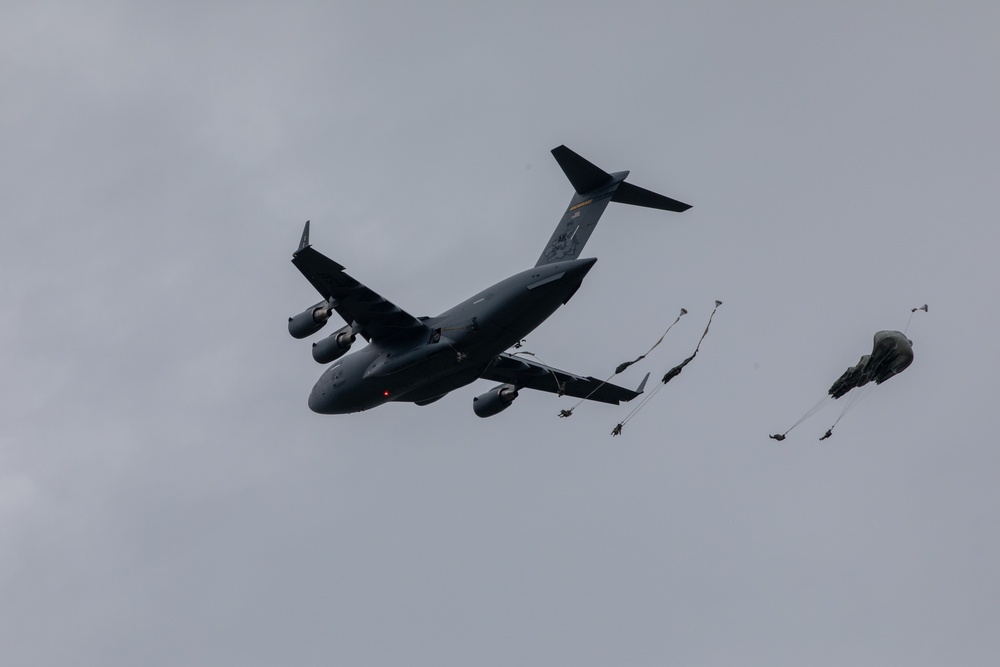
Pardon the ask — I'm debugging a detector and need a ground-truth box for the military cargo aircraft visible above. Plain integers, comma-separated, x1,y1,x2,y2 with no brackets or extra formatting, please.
288,146,691,416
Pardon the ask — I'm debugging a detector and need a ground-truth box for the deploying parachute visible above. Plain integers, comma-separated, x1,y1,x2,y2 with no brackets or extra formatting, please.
828,330,913,398
770,306,926,442
557,307,688,419
552,300,722,436
612,300,723,436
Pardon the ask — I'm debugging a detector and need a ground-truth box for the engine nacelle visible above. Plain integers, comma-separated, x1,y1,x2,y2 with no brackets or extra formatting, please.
288,301,332,339
312,326,356,364
473,384,519,418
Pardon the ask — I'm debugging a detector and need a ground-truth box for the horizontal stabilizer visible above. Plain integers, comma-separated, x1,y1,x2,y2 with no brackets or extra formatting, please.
613,181,691,212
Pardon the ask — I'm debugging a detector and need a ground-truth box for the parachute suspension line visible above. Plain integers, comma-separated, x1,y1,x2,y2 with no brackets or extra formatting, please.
613,308,688,375
770,393,833,440
559,308,688,418
612,301,722,436
818,384,874,441
617,374,667,426
904,303,929,335
513,350,566,396
832,383,871,427
613,377,670,435
694,300,723,354
560,366,622,418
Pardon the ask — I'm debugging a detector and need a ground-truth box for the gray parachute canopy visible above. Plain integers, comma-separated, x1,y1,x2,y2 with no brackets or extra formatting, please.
828,330,914,399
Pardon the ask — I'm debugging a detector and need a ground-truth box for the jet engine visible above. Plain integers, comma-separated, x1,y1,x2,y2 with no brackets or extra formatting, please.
312,325,356,364
473,384,519,418
288,301,332,339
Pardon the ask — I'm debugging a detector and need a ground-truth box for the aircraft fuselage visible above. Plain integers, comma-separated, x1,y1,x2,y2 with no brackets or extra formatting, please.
307,257,596,414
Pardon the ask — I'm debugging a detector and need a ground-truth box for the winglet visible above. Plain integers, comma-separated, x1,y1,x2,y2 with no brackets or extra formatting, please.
297,220,311,254
636,372,650,395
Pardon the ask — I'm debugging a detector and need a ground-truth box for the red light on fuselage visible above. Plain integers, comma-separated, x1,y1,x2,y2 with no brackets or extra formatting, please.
383,391,390,397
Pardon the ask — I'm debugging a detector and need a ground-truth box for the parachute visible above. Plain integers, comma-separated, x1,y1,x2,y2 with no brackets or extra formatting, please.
827,330,913,398
770,306,925,442
557,307,688,419
612,300,722,436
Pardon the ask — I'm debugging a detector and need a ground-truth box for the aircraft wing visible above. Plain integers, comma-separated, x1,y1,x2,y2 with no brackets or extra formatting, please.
482,353,647,404
292,224,431,343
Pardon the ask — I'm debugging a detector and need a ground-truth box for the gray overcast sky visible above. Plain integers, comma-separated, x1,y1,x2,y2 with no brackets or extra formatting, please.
3,1,999,665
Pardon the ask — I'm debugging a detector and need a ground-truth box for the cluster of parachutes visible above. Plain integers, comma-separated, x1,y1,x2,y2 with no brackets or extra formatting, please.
553,299,722,436
557,302,927,440
769,304,926,442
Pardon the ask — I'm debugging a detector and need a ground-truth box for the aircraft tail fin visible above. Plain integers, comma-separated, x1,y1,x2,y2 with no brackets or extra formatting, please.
551,145,616,194
535,146,691,266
